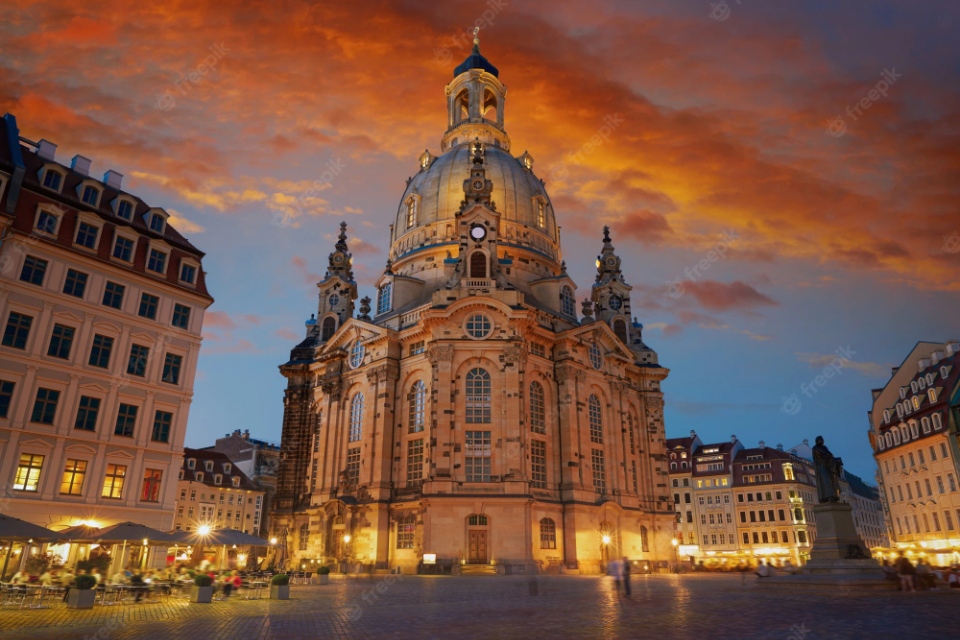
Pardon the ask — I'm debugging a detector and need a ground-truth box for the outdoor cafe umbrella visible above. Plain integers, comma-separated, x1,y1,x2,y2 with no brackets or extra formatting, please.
0,514,57,580
178,528,268,569
89,522,181,571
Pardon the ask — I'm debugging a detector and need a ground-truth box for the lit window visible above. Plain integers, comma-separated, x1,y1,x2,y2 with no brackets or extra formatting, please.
539,517,556,548
537,200,545,227
141,469,163,502
406,198,417,228
346,447,361,484
101,464,127,499
14,453,45,491
60,459,87,495
397,513,416,548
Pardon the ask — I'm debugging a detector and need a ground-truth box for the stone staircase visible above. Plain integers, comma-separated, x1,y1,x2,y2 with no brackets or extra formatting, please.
459,564,498,576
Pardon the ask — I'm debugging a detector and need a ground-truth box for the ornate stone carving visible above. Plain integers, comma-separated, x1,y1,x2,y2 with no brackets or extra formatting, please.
366,365,389,385
428,345,455,364
321,378,343,401
503,343,528,364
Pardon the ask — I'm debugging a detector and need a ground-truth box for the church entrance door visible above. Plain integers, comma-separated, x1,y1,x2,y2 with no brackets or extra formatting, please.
468,531,488,564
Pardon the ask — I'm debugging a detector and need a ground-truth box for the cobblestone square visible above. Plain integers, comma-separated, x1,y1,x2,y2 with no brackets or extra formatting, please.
0,574,955,640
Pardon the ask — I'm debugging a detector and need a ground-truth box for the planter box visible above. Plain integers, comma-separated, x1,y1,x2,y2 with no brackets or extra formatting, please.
190,585,213,603
67,589,96,609
270,584,290,600
311,574,329,585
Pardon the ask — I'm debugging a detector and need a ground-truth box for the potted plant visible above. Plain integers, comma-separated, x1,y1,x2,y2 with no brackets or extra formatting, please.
270,573,290,600
67,574,98,609
314,565,330,585
190,574,214,603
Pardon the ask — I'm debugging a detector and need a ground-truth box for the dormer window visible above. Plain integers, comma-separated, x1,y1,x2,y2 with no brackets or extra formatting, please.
147,249,168,274
405,197,417,228
195,472,204,482
179,261,197,285
80,185,100,207
912,396,920,410
910,381,918,394
40,167,64,192
115,199,134,221
882,409,890,423
149,213,167,233
223,463,232,474
899,388,906,400
187,458,196,469
928,389,937,403
941,366,949,380
214,474,222,485
204,460,214,472
232,476,241,487
932,413,943,430
926,372,935,386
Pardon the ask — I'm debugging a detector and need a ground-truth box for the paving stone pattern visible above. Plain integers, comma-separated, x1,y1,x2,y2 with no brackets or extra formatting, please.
0,574,955,640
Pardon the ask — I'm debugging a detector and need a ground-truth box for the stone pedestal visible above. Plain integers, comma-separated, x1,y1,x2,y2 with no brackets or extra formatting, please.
765,501,894,591
804,502,877,575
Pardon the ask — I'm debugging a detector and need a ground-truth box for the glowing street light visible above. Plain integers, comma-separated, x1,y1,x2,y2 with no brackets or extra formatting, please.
601,535,611,545
343,535,352,544
197,525,211,536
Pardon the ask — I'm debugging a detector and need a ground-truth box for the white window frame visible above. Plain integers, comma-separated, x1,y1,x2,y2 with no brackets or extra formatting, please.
146,239,171,277
72,212,103,253
111,228,139,264
145,208,168,234
178,258,200,286
38,165,66,194
112,196,136,221
76,180,103,209
33,205,63,238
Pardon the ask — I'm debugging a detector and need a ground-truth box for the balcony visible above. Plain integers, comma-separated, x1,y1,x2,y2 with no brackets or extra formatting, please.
463,278,495,289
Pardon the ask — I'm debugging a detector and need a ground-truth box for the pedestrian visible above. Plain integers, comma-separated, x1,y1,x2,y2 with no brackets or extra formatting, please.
896,555,916,592
915,558,933,590
754,560,770,578
621,557,631,598
608,557,622,595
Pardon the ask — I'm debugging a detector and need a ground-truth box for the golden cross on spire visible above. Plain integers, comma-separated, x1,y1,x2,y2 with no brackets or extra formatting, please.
473,26,480,48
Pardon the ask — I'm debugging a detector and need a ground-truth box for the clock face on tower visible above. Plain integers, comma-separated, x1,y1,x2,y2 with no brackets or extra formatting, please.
470,225,487,241
609,295,623,310
605,256,617,267
472,179,485,192
333,253,345,264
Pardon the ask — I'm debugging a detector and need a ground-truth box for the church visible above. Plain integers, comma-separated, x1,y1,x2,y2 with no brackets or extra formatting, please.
271,36,675,574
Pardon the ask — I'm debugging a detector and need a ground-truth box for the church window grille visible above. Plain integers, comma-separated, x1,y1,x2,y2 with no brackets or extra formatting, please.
377,283,392,315
321,317,337,341
591,449,606,494
299,524,309,550
397,513,415,549
465,369,491,423
346,447,361,484
406,198,417,228
465,431,492,482
406,439,424,486
588,395,603,443
349,340,365,369
531,440,547,488
589,343,603,369
529,381,545,434
409,380,426,433
465,314,492,339
560,286,575,317
613,318,628,344
348,393,364,441
539,518,556,549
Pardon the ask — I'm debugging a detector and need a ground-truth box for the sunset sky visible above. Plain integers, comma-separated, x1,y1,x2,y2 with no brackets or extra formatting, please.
3,0,958,478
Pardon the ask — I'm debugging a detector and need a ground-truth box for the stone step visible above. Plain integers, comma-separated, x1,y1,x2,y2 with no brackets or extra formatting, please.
459,564,498,576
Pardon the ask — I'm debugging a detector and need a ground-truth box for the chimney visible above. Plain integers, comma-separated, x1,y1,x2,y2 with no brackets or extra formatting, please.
103,170,123,189
918,358,931,371
777,444,783,451
71,154,91,176
802,439,809,445
37,139,57,161
689,430,696,438
730,435,737,443
759,440,765,449
946,341,960,357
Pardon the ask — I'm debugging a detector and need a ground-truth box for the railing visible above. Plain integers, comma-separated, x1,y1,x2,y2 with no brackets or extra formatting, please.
463,278,494,289
399,310,422,328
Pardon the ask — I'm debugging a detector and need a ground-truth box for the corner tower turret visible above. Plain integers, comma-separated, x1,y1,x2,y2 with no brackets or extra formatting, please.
592,226,635,346
316,221,357,341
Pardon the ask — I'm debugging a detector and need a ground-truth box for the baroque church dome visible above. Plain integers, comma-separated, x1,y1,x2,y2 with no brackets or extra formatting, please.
391,144,558,253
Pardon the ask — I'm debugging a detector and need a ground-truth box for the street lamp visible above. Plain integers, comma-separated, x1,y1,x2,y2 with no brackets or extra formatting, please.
671,538,680,573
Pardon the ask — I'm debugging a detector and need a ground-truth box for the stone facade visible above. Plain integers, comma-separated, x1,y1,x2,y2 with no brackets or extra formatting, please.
271,40,675,574
0,113,212,535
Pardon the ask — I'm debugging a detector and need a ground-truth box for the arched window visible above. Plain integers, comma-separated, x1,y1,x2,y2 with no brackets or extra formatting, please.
465,369,491,423
396,513,415,549
932,413,943,430
885,432,892,448
589,343,603,370
540,518,556,549
377,283,392,315
560,286,575,317
409,380,426,433
529,381,545,434
469,251,487,278
321,316,337,341
588,395,603,443
350,340,365,369
299,523,309,551
909,420,919,439
613,318,628,344
537,200,545,227
455,90,469,123
921,416,931,433
482,89,498,121
348,393,364,441
406,198,417,228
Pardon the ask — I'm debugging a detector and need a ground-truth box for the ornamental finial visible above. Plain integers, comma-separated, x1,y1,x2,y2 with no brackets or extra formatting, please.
602,225,611,243
473,26,480,50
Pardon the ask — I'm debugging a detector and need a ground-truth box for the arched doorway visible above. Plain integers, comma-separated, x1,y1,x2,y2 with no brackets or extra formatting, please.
466,514,489,564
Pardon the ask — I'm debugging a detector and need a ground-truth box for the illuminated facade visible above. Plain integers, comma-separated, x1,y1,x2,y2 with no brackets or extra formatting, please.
272,40,676,574
0,113,212,536
172,448,264,537
869,340,960,565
